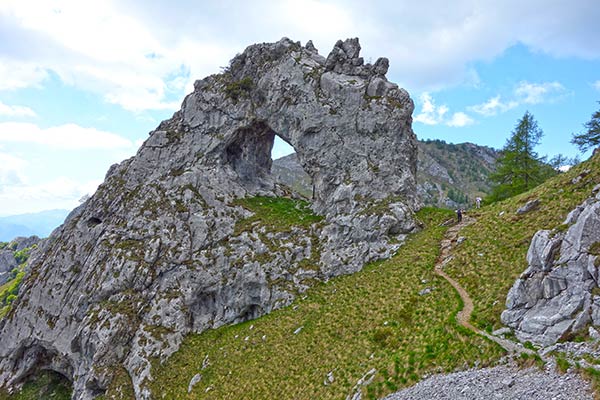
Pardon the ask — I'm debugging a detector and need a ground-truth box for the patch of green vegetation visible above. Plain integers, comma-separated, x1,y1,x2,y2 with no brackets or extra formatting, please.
224,77,254,101
0,245,37,319
523,341,537,350
582,367,600,400
0,371,72,400
515,352,545,370
150,208,505,399
232,196,323,235
0,268,25,318
96,366,135,400
357,196,406,217
444,152,600,332
166,130,183,144
555,353,571,374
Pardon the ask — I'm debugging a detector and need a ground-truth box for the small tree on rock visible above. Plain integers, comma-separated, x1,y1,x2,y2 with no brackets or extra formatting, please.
571,102,600,153
488,111,555,201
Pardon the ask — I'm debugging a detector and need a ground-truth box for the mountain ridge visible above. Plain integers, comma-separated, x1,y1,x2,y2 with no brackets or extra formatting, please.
272,139,500,207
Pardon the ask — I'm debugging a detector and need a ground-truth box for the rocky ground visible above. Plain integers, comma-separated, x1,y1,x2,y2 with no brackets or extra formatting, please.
384,360,593,400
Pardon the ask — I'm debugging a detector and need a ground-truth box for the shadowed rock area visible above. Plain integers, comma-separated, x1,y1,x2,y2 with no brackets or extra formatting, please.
0,38,419,399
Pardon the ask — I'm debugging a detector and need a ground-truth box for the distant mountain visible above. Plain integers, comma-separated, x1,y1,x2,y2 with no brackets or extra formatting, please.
272,140,500,208
416,139,499,208
0,209,70,242
271,154,313,198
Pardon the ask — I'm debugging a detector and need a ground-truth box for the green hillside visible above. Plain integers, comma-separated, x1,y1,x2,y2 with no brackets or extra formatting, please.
149,207,504,400
147,153,599,399
4,153,599,400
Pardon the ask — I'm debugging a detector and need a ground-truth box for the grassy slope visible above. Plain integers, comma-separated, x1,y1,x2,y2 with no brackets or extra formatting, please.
445,152,600,332
0,371,72,400
5,154,598,399
150,208,504,399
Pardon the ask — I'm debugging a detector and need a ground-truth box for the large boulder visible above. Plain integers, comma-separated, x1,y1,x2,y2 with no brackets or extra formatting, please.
0,38,419,399
502,189,600,345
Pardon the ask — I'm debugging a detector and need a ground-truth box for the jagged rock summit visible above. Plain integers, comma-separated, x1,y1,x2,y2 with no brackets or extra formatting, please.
502,184,600,345
0,38,419,399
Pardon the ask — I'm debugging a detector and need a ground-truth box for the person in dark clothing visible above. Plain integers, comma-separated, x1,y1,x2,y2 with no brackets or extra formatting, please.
456,208,462,223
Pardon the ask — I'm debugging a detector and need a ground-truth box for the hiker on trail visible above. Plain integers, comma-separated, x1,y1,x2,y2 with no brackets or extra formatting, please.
456,208,463,223
475,197,482,209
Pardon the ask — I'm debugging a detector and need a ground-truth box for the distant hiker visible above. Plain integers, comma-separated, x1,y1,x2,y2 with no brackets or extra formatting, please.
475,197,482,209
456,208,463,223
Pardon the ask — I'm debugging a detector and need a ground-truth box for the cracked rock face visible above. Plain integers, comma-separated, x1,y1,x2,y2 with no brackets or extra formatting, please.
502,188,600,345
0,38,418,399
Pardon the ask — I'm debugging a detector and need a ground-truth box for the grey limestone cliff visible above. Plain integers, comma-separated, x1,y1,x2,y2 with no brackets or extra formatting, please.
0,38,419,399
502,184,600,345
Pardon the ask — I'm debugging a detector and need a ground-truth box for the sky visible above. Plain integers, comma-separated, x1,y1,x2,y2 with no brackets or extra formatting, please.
0,0,599,216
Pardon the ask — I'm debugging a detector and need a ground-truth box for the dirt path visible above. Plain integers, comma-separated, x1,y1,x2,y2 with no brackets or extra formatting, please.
434,215,535,355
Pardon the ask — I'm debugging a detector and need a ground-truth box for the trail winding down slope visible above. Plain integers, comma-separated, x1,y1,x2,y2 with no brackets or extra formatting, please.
434,215,534,355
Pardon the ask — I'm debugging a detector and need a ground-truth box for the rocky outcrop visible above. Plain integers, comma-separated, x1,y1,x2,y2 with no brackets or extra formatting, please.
0,38,419,399
0,236,41,285
271,140,500,208
502,185,600,345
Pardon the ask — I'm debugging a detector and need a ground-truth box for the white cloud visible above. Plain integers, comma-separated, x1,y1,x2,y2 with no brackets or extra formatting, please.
414,92,473,127
468,81,568,118
0,176,100,216
0,60,48,90
0,122,132,150
0,0,598,108
593,80,600,91
469,96,518,116
447,112,474,127
414,93,448,125
514,81,567,104
0,152,27,186
0,101,36,117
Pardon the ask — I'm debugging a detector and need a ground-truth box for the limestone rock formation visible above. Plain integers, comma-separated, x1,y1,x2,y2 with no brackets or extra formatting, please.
502,185,600,345
0,38,419,399
271,140,500,209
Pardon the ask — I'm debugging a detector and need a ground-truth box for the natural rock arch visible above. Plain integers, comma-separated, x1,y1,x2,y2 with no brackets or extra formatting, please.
0,38,419,399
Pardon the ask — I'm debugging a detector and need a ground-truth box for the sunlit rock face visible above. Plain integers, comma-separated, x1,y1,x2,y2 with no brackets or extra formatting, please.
502,186,600,346
0,37,419,399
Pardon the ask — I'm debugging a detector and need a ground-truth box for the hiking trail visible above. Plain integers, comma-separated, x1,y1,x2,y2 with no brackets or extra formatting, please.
434,215,535,355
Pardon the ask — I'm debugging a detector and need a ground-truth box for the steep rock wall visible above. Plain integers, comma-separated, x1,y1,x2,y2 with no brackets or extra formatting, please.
0,38,418,399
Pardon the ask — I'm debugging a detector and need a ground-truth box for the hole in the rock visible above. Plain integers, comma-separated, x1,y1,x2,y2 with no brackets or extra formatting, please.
270,135,314,199
224,122,275,183
224,122,315,199
86,217,102,227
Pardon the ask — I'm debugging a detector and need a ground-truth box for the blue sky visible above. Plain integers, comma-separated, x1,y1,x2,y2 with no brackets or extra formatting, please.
0,0,599,216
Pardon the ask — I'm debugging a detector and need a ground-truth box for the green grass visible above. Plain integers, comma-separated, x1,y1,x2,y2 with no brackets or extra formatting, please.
149,207,505,399
0,371,72,400
232,196,323,234
444,152,600,332
0,245,37,319
555,353,571,373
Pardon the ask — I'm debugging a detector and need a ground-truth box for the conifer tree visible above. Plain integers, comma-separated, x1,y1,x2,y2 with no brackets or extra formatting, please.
488,111,555,201
571,103,600,153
